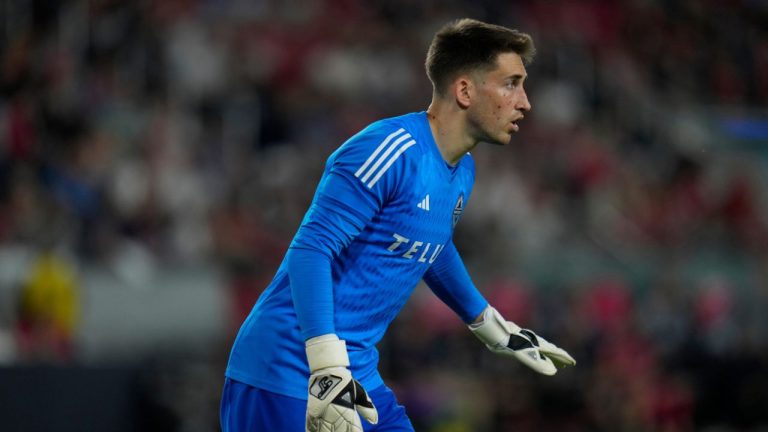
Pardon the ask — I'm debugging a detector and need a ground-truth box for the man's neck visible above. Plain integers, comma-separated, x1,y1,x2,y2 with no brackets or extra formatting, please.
426,99,477,166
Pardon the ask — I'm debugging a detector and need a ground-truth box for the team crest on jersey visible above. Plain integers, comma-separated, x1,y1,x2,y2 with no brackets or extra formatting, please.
452,194,464,227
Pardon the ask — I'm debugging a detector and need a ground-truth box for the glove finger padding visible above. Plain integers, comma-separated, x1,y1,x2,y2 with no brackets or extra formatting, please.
491,327,557,376
470,306,574,376
349,380,378,424
307,368,378,432
534,334,577,368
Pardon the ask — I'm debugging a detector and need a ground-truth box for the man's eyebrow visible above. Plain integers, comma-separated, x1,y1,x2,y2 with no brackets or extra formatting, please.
506,74,527,81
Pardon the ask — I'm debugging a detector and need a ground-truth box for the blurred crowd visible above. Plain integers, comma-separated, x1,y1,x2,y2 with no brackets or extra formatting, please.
1,0,768,430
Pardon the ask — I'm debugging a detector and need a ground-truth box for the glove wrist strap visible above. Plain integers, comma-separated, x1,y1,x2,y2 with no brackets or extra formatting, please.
469,306,521,346
305,334,350,372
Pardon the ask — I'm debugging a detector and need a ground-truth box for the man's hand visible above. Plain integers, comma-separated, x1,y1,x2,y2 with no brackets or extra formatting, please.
305,335,378,432
469,306,576,375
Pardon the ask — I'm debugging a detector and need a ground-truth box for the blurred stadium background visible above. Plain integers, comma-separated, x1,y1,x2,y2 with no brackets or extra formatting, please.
1,0,767,430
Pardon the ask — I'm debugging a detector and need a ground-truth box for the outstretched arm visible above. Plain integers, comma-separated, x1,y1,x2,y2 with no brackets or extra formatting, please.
422,241,488,324
424,242,575,375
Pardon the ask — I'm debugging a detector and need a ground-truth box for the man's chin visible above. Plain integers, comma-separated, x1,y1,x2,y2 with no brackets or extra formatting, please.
490,133,513,146
477,130,514,146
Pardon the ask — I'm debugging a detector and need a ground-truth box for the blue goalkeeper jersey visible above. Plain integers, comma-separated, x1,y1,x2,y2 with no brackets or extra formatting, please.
225,111,485,399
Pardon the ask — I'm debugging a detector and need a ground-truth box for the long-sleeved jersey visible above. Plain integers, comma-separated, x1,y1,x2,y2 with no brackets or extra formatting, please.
225,111,488,399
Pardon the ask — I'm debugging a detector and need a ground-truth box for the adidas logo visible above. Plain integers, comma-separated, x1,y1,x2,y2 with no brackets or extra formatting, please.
417,194,430,211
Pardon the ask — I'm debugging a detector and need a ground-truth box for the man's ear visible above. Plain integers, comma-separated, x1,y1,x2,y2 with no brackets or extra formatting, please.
453,76,473,109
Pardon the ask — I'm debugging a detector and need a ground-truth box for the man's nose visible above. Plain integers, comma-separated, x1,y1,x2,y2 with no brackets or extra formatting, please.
518,90,531,112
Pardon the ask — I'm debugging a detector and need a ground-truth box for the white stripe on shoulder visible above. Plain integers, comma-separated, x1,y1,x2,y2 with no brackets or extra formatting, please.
367,139,416,188
358,131,412,183
354,128,406,178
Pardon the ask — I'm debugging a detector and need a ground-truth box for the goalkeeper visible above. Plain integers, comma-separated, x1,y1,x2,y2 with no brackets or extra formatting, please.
221,18,575,432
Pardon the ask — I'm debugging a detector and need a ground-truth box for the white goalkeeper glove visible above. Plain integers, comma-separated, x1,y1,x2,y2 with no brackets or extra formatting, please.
305,334,378,432
469,306,576,376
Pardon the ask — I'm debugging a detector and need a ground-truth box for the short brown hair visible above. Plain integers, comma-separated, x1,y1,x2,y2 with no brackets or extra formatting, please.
425,18,535,95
